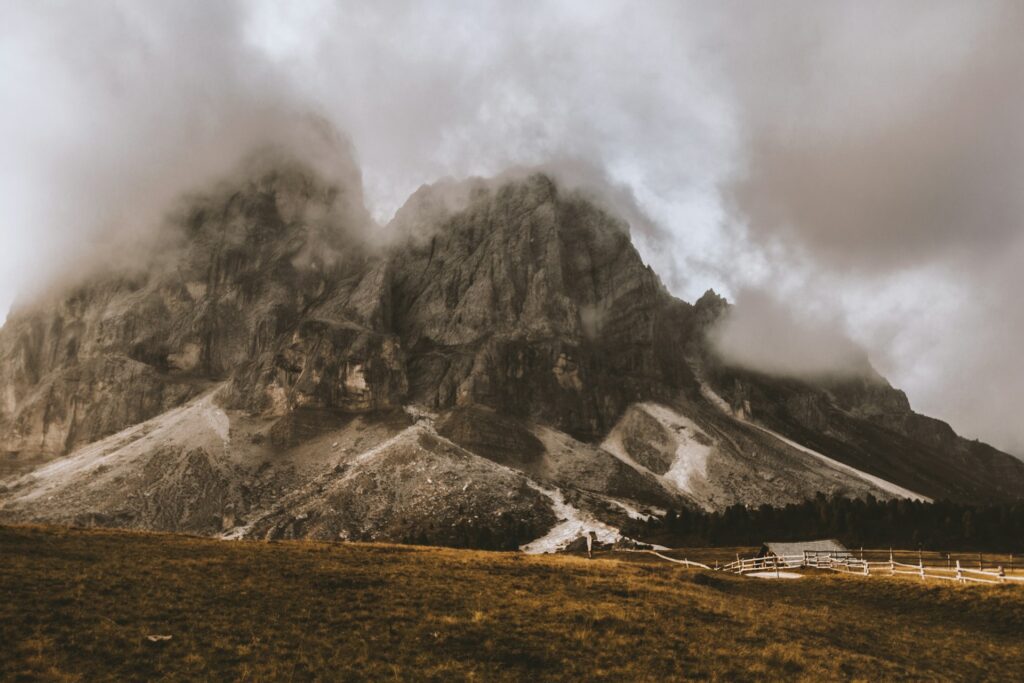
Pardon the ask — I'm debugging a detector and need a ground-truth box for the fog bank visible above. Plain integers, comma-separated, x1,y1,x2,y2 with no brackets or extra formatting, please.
2,1,1022,454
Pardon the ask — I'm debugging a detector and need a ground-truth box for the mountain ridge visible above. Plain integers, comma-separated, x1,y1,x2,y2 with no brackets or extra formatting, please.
1,153,1021,548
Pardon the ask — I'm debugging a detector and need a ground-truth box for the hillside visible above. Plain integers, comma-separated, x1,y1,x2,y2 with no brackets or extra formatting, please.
2,525,1024,680
2,154,1023,549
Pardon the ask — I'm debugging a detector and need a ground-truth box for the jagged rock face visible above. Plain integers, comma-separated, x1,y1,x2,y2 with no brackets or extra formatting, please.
0,352,196,466
227,319,407,415
225,172,699,437
695,324,1024,503
2,166,702,464
436,406,546,469
0,283,205,466
2,154,1024,553
0,160,394,463
388,175,697,440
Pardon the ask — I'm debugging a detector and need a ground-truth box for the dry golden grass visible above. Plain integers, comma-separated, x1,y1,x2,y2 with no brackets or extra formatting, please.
2,525,1023,681
591,546,760,568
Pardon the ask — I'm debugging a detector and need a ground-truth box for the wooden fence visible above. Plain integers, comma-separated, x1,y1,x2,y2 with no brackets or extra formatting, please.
720,554,804,575
622,549,712,570
720,550,1024,585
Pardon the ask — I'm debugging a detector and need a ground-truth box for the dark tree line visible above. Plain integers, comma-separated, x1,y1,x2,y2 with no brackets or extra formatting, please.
622,493,1024,552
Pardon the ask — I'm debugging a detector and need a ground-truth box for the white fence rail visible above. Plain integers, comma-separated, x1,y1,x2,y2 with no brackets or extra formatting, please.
717,550,1024,586
621,549,712,570
720,554,804,574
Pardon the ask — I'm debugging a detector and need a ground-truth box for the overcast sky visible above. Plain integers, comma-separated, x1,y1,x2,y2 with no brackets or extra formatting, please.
1,1,1022,455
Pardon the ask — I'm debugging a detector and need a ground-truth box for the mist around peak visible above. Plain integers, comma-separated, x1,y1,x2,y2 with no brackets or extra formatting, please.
708,289,874,381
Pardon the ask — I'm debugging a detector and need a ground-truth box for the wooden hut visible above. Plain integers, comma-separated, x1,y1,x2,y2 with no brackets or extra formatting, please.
758,539,849,566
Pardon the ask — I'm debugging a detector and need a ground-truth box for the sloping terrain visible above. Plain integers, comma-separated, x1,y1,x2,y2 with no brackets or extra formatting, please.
0,391,244,533
2,152,1023,549
687,295,1024,504
602,401,916,510
0,389,687,549
4,526,1024,681
0,381,917,548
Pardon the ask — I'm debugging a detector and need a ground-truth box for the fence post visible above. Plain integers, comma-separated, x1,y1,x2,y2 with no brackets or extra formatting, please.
889,549,894,576
863,559,870,577
955,559,962,583
979,552,983,570
998,566,1005,583
919,557,925,581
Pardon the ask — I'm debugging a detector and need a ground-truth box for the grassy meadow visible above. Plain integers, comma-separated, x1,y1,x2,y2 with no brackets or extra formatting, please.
2,525,1023,681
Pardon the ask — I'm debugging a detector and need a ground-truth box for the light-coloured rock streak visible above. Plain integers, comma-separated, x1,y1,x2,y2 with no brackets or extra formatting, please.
519,483,621,554
699,382,931,502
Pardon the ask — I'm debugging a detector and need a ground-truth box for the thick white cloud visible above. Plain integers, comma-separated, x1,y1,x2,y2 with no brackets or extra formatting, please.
1,1,1021,454
714,1,1024,454
709,289,871,380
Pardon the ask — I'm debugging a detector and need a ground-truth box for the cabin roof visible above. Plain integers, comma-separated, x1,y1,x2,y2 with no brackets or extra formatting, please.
760,539,848,556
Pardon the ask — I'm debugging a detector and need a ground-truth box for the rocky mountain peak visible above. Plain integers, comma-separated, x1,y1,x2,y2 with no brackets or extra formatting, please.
389,171,661,344
382,171,693,439
2,155,1023,549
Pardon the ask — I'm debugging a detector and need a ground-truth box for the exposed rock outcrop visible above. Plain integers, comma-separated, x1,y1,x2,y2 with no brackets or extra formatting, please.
388,174,696,440
692,305,1024,502
2,153,1023,549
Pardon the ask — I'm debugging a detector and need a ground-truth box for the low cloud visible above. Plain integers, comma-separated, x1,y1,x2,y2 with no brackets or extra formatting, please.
715,0,1024,453
2,1,1023,454
709,290,870,379
0,1,352,309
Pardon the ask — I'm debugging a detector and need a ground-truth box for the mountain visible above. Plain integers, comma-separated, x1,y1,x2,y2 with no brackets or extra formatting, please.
2,153,1022,549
